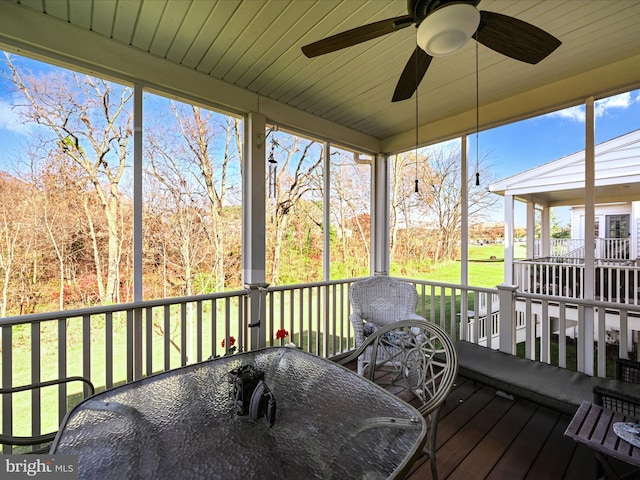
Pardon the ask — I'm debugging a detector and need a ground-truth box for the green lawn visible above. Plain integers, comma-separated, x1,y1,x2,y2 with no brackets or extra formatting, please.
415,243,528,287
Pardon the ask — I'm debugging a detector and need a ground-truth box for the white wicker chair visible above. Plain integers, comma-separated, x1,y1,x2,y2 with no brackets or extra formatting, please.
338,319,458,480
349,276,426,375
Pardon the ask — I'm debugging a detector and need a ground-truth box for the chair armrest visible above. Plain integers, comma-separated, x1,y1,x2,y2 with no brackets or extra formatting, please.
349,313,365,346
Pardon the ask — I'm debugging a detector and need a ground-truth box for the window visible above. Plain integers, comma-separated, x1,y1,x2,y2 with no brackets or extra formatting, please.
143,92,243,298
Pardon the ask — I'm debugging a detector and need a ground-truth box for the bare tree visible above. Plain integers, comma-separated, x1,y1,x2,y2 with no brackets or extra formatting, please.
145,100,241,293
390,143,499,266
0,173,40,316
4,53,133,304
328,150,371,278
266,133,323,284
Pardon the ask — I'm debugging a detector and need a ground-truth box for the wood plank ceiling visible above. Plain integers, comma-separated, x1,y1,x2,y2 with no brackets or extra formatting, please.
5,0,640,153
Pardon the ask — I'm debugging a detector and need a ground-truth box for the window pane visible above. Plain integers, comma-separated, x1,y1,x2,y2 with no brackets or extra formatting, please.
265,128,323,284
329,147,371,279
0,52,133,313
142,92,243,299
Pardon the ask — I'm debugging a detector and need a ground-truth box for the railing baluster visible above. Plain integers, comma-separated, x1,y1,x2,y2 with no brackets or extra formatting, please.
558,305,567,369
163,305,170,372
2,324,13,454
180,303,187,366
57,317,67,422
106,311,114,388
196,300,203,363
31,322,41,442
83,314,91,389
144,308,152,377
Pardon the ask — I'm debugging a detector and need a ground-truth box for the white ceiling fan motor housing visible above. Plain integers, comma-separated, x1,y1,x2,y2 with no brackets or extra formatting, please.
417,3,481,56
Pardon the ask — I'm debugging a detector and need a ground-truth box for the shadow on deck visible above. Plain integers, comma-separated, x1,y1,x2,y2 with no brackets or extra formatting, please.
400,376,637,480
340,355,635,480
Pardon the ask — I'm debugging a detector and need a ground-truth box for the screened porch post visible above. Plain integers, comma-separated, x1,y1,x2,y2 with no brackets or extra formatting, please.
526,201,536,258
373,153,389,276
132,83,143,380
244,111,267,350
461,135,469,287
541,204,550,257
504,194,515,284
580,97,596,375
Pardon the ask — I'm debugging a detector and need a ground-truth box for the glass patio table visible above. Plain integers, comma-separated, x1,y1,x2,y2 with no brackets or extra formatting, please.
51,347,427,480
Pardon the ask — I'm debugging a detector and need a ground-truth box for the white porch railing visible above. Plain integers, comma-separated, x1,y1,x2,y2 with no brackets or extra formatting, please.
536,237,631,260
514,258,640,303
2,277,640,453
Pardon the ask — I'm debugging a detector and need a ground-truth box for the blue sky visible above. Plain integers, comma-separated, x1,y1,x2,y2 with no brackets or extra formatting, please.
1,52,639,227
472,90,640,226
482,90,640,182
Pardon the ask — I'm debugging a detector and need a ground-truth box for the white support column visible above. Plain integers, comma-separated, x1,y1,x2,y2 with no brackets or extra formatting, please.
461,135,469,287
373,153,389,276
243,112,267,350
461,136,469,330
132,83,143,380
581,97,596,375
526,201,536,258
504,194,515,285
323,144,331,281
541,204,550,257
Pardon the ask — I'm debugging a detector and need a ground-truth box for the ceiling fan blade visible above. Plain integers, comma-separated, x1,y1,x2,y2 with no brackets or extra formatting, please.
392,46,433,102
301,15,414,58
474,11,561,64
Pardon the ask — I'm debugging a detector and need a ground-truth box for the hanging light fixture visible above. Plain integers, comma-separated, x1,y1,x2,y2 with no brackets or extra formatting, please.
268,131,277,198
417,4,480,57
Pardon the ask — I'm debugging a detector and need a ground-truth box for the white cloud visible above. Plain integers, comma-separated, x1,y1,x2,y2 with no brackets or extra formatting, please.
547,105,585,122
544,91,637,123
595,92,632,115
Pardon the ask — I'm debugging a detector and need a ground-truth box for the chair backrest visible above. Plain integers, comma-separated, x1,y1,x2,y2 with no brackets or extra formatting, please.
350,277,419,326
1,376,95,454
593,384,640,418
615,358,640,384
338,319,458,417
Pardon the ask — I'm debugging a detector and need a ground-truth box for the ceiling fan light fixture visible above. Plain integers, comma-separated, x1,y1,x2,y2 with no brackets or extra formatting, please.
417,4,480,57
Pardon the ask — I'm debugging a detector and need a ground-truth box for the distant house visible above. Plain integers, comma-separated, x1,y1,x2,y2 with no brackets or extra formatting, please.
490,128,640,281
488,129,640,344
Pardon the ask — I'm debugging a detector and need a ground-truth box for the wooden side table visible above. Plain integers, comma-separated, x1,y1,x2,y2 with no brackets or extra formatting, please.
565,401,640,479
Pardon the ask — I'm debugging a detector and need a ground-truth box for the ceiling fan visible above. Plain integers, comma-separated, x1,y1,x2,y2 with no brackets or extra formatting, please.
301,0,561,102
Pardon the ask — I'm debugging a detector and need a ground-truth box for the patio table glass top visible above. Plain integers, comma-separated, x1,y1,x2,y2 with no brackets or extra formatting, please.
51,347,426,479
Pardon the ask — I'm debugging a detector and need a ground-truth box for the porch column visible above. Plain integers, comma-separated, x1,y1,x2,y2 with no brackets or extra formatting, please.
373,153,389,276
243,112,268,350
132,84,143,380
580,97,596,375
461,135,468,286
461,136,469,321
541,204,550,257
504,194,515,284
526,201,536,258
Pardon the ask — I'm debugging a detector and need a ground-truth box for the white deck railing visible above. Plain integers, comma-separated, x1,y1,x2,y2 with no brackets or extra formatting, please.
514,258,640,303
537,237,631,260
2,277,639,453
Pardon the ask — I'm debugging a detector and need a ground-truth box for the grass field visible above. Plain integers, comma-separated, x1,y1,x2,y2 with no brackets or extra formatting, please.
414,242,527,287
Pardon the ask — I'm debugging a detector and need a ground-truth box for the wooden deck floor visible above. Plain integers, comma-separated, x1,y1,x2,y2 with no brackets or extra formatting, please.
401,376,637,480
